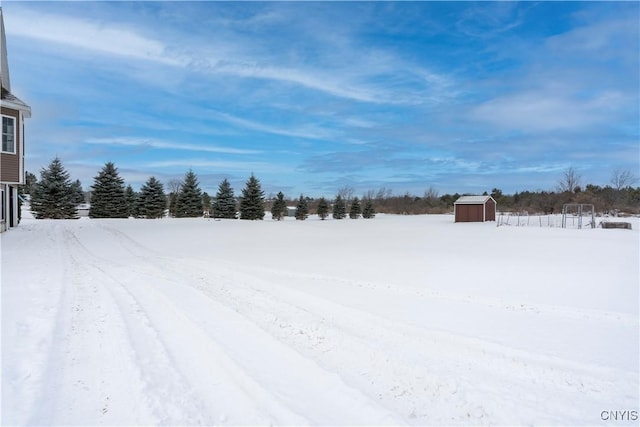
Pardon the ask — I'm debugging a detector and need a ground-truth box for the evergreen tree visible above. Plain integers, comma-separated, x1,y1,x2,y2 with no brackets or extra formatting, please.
125,184,138,217
317,197,329,220
89,162,128,218
362,199,376,219
174,169,203,217
271,191,286,220
239,174,265,220
349,196,362,219
31,157,77,219
137,177,166,219
213,178,237,219
23,171,37,196
295,194,309,220
202,192,212,215
332,195,346,219
71,179,85,205
168,192,179,217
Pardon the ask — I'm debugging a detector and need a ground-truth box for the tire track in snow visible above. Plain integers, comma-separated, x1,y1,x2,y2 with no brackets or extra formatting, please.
30,224,155,425
57,224,309,425
99,220,632,326
31,224,190,425
5,224,73,426
69,222,401,425
93,224,514,424
163,258,639,425
233,263,638,326
59,225,213,425
95,222,638,426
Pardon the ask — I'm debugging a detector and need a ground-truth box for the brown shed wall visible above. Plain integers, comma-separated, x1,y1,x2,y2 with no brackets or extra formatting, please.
455,204,484,222
0,107,21,183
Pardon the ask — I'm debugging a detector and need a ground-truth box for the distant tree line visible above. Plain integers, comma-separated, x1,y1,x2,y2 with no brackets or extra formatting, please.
21,158,639,221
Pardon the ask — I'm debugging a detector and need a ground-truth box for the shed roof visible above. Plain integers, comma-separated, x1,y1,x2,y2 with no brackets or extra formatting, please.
454,195,495,205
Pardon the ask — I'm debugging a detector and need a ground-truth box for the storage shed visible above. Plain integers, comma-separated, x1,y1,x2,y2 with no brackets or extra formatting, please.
286,206,297,217
454,195,496,222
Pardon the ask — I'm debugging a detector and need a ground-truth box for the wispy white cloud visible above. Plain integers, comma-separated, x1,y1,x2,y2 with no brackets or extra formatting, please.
191,58,422,105
455,2,527,38
209,111,340,141
511,164,570,174
145,159,291,174
470,85,633,133
6,8,410,105
471,92,588,132
6,4,459,107
6,9,181,66
546,15,639,57
468,6,638,135
86,137,261,155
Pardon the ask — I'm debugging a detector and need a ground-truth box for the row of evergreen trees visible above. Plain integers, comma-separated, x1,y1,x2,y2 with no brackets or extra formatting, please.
270,193,375,220
31,157,351,220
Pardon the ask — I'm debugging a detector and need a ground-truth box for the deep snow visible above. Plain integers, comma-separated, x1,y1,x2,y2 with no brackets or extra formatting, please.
2,211,638,426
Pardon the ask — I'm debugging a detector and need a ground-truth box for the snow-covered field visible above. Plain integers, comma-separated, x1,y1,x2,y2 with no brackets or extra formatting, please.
2,210,638,426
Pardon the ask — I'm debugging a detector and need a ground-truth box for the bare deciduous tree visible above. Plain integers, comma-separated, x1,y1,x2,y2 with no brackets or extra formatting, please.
611,169,637,191
424,186,439,200
337,185,354,211
363,189,377,201
167,178,182,195
337,185,354,201
558,167,582,193
424,186,439,207
375,187,392,201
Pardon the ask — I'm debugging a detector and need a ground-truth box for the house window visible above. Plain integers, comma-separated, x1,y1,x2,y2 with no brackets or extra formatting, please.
2,115,16,153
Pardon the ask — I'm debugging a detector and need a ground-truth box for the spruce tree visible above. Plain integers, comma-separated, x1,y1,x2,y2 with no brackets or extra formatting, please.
295,194,309,220
23,171,37,196
137,177,166,219
239,174,265,220
317,197,329,220
168,192,179,217
332,195,346,219
271,191,286,220
349,196,362,219
362,199,376,219
31,157,78,219
213,178,237,219
125,184,138,217
89,162,128,218
202,192,212,215
175,169,203,218
71,179,85,205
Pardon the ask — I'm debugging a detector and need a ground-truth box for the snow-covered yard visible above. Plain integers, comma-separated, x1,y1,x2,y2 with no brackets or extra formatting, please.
2,211,638,426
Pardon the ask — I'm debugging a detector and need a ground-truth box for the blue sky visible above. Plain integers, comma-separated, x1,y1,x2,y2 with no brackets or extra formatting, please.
3,1,639,198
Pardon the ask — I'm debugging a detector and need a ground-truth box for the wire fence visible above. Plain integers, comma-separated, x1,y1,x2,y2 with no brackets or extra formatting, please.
497,211,637,229
496,212,606,229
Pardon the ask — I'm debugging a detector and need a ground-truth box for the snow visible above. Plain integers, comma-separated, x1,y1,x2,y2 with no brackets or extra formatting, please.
2,210,638,426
